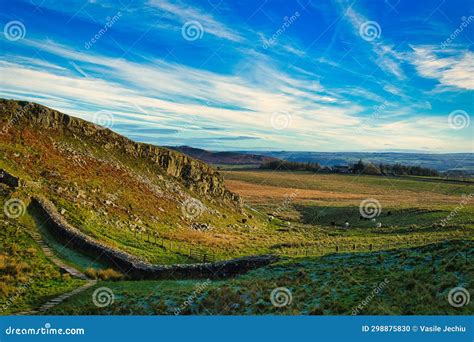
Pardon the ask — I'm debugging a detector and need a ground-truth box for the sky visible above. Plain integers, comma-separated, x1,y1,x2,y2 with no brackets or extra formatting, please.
0,0,473,152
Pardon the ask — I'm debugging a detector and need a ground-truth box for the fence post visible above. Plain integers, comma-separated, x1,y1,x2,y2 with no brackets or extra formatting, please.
369,243,373,251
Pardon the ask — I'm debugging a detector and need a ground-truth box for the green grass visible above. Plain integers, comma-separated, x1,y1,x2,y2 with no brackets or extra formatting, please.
30,205,109,271
1,101,473,316
46,240,473,315
295,204,472,229
0,188,84,314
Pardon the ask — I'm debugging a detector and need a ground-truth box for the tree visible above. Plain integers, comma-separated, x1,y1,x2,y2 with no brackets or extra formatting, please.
352,159,365,174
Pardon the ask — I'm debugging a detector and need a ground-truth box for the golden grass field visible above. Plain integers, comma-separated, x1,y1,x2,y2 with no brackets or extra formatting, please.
223,170,472,208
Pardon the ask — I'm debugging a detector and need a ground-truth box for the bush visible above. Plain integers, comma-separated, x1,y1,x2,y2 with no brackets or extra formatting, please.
4,261,29,275
97,268,123,281
84,268,98,279
85,268,123,280
0,282,9,297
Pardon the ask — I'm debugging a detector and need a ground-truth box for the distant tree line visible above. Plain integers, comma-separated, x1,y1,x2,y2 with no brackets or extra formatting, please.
260,159,439,177
352,160,439,177
260,160,322,172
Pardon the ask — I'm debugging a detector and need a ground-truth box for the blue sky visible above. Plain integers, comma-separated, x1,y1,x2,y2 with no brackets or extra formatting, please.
0,0,473,152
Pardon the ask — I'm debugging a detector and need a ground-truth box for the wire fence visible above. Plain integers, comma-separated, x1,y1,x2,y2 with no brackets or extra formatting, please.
140,236,218,263
274,232,471,257
134,230,470,262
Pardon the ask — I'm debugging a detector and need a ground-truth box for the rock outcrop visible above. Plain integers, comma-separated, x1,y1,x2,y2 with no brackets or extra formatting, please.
0,99,241,206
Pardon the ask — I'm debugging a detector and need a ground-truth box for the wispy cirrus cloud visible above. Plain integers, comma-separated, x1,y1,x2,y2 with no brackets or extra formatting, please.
0,0,472,152
1,50,467,152
147,0,243,42
339,4,406,80
407,46,474,91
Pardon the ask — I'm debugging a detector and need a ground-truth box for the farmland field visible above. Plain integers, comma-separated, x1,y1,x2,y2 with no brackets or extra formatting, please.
8,168,471,315
222,170,473,253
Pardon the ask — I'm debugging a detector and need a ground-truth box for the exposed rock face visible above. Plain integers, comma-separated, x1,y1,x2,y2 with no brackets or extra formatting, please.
0,99,241,206
32,197,277,279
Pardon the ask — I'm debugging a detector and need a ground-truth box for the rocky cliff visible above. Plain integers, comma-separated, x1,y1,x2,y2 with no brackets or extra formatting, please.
0,99,240,206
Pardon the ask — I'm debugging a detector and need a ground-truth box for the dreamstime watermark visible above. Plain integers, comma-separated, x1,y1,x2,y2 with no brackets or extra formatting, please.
273,190,299,217
448,110,470,130
92,287,114,307
359,21,381,41
174,279,211,315
447,287,470,308
359,198,382,219
5,323,85,336
181,198,205,219
84,12,122,49
440,193,473,227
93,110,115,130
181,21,204,41
271,111,292,130
1,278,34,313
262,12,300,49
1,102,34,135
3,20,26,41
270,287,292,307
440,16,474,49
352,278,390,315
3,198,26,219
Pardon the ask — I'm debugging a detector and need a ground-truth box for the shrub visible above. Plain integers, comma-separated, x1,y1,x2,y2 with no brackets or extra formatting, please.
97,268,123,281
85,268,98,279
4,261,29,275
0,255,7,271
0,282,9,297
25,248,37,257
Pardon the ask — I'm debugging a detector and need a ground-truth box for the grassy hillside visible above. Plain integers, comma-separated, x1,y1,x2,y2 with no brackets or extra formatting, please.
0,186,84,314
46,240,473,315
0,99,276,265
1,99,472,315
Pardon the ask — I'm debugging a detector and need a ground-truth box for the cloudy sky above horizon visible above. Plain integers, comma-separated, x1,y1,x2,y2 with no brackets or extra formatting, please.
0,0,473,152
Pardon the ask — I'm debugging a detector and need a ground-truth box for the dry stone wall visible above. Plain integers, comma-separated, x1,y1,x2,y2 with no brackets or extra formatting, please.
32,197,277,279
0,168,20,188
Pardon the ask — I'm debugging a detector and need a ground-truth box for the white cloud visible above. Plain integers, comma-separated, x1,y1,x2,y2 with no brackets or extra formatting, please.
340,3,406,80
1,38,471,152
147,0,242,42
408,46,474,90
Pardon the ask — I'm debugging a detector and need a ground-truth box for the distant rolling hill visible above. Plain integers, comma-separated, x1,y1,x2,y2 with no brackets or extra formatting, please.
169,146,279,165
238,151,474,174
